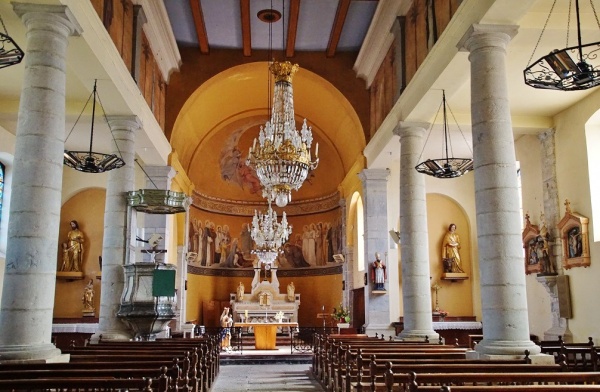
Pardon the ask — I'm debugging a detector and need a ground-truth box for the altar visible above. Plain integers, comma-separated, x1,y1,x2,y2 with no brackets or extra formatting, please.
236,322,298,350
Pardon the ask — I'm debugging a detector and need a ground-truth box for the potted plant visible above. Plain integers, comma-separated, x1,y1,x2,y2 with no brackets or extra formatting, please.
331,304,351,324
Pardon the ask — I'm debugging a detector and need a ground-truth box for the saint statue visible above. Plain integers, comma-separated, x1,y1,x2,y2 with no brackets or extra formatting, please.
82,279,95,313
371,252,386,290
287,281,295,301
442,223,464,273
237,281,245,301
61,220,85,272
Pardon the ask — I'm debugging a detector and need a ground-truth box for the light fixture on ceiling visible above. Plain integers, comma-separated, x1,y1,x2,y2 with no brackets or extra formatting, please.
0,13,24,69
246,4,319,208
250,201,292,266
524,0,600,91
415,90,473,179
63,80,125,173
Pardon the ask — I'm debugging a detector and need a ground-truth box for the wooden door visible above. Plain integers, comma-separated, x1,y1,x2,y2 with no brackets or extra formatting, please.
352,287,365,332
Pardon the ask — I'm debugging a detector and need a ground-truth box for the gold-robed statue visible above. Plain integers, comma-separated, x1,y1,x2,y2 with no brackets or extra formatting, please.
61,220,85,272
82,279,95,316
442,223,464,273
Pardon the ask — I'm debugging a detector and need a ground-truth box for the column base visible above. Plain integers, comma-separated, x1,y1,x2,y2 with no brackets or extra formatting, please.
466,350,553,364
397,328,439,342
364,323,396,340
0,343,62,362
89,329,134,343
474,339,542,356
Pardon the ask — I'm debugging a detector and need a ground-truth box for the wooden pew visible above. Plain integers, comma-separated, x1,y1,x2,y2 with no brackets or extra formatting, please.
352,365,600,392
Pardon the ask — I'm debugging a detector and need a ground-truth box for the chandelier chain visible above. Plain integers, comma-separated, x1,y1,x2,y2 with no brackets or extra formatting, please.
526,0,558,67
567,0,572,49
591,0,600,29
95,83,126,163
0,13,8,35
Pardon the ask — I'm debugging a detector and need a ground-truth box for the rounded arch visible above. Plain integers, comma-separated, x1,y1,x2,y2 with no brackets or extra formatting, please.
170,62,365,200
426,192,473,317
348,191,365,288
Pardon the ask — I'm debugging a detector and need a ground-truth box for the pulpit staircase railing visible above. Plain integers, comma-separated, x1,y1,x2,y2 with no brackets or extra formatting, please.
291,327,338,354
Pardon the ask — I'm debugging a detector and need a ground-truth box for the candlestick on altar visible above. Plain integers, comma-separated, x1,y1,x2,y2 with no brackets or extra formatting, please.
431,282,442,312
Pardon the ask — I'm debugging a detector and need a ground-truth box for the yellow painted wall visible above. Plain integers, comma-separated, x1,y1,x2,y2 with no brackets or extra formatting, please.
426,193,473,317
54,188,106,319
186,272,343,327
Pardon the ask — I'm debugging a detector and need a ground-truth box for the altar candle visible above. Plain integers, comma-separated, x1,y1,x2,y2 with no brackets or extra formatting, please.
245,310,248,318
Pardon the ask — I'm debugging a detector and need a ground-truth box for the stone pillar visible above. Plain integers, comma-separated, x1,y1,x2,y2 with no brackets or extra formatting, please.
537,129,570,341
394,124,438,341
359,169,395,337
92,116,140,342
0,3,81,361
461,24,540,356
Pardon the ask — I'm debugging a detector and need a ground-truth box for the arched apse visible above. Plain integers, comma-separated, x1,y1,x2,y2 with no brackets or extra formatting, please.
348,191,365,288
426,193,473,317
170,62,365,203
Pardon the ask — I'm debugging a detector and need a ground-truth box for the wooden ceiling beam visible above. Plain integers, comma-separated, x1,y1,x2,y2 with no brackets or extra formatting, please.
240,0,252,57
326,0,351,58
285,0,301,58
189,0,209,54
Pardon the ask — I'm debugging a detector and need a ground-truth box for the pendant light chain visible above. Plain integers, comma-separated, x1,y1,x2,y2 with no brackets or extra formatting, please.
526,0,557,67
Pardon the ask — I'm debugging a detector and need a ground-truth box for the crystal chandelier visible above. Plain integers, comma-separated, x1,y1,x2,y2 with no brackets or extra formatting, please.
246,61,319,208
250,201,292,265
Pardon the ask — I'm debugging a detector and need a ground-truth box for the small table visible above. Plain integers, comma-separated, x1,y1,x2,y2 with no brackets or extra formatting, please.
236,322,298,350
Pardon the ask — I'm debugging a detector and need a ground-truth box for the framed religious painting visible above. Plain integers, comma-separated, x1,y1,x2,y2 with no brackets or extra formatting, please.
522,214,542,275
557,199,590,269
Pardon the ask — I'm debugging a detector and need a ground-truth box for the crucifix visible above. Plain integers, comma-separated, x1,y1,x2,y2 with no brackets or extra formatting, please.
431,282,442,312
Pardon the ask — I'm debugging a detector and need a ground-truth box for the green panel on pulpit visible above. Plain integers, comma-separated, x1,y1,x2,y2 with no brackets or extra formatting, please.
153,269,176,297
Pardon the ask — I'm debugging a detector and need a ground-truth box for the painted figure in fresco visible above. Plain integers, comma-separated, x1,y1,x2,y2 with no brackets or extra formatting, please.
283,243,311,268
442,223,464,273
240,223,253,259
302,225,310,262
307,223,317,265
315,222,324,266
219,129,262,194
61,220,85,272
215,225,224,264
371,252,386,290
326,222,334,263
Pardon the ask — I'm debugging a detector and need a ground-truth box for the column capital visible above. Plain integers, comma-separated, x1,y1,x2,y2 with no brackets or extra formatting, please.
358,168,390,184
106,116,142,132
12,3,82,36
458,24,518,53
394,122,429,139
538,128,556,142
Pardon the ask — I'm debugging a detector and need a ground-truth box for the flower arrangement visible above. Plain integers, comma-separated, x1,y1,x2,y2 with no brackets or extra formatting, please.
332,304,350,323
438,310,448,318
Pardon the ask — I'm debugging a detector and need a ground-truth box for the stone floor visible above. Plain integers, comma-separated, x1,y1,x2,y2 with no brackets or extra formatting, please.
211,363,324,391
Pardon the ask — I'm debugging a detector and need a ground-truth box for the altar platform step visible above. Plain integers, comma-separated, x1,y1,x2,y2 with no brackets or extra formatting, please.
220,346,312,365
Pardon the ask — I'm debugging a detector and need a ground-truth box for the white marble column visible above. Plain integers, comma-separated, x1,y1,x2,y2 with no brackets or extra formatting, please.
359,169,395,338
461,24,540,356
92,116,140,342
394,124,438,341
0,3,81,361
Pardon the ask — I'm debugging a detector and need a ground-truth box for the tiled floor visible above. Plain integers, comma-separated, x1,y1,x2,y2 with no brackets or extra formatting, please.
211,363,324,391
212,346,324,391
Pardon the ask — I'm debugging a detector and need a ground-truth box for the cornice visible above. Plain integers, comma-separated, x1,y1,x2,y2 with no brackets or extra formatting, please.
354,0,409,88
191,191,342,217
133,0,181,82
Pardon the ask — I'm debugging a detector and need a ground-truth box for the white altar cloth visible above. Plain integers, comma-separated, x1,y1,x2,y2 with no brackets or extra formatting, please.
52,323,99,334
432,321,482,330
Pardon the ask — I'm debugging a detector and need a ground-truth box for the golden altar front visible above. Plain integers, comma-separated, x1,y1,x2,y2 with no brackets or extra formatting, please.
236,322,298,350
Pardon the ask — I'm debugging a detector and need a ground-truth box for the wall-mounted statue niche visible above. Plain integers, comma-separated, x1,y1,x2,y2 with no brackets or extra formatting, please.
557,199,590,270
522,214,542,275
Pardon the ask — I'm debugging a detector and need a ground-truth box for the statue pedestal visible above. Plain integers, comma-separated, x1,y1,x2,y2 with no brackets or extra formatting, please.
117,262,176,341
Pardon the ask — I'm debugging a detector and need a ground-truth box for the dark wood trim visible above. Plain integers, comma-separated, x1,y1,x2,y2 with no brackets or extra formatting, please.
189,0,209,54
240,0,252,57
326,0,351,58
285,0,300,58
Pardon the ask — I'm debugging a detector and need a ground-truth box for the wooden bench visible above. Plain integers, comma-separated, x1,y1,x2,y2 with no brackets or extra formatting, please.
351,366,600,392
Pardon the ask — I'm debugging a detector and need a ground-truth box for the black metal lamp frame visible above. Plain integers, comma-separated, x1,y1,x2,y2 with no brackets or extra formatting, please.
63,80,125,173
415,90,473,179
524,0,600,91
0,14,24,69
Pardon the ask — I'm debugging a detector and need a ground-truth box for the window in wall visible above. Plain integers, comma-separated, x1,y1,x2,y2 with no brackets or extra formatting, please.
0,162,4,225
356,196,365,271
